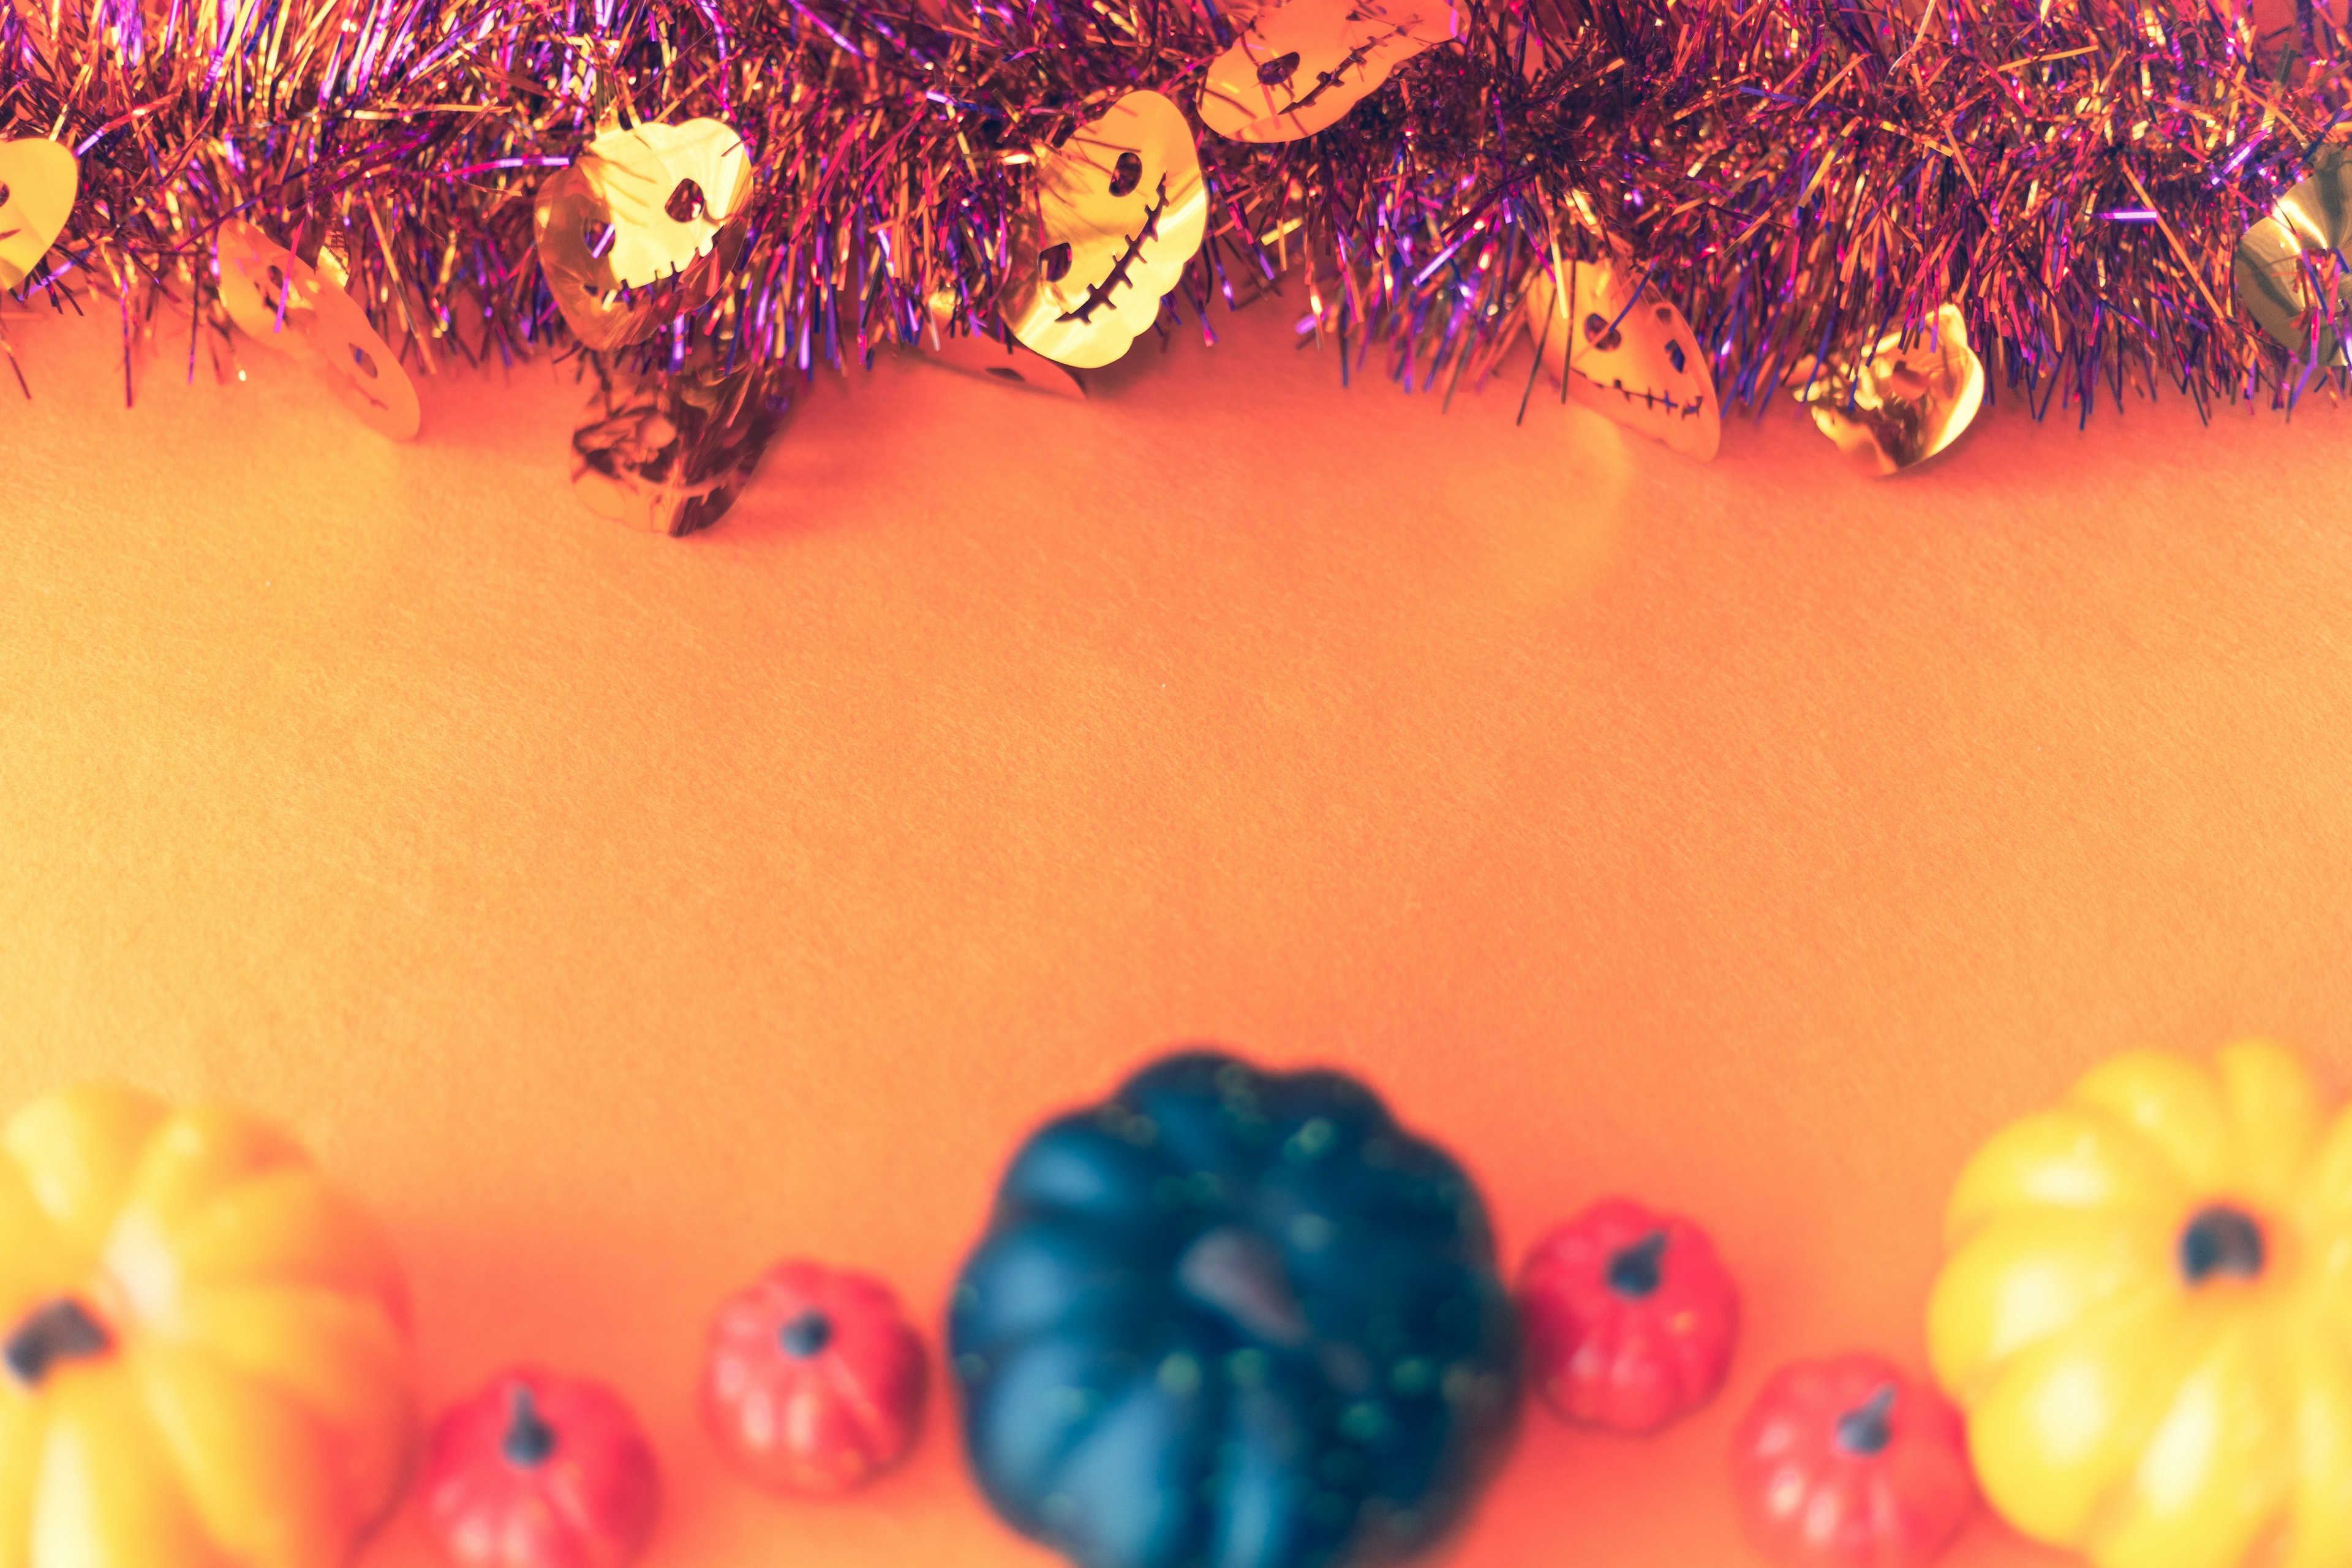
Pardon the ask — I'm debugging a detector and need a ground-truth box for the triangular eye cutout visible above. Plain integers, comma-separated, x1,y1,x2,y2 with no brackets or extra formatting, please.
0,139,78,290
1199,0,1455,143
1524,258,1721,462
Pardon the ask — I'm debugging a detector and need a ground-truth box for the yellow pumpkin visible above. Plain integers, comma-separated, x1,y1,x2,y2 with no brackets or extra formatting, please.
0,1087,416,1568
1928,1041,2352,1568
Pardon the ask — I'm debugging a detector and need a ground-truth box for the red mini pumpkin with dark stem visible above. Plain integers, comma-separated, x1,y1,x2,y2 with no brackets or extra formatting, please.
1732,1354,1977,1568
701,1259,929,1495
420,1368,662,1568
1518,1196,1741,1433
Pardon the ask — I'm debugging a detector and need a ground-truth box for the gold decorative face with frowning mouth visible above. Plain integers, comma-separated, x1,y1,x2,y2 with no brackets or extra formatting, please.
1198,0,1456,143
1525,257,1722,461
998,91,1208,369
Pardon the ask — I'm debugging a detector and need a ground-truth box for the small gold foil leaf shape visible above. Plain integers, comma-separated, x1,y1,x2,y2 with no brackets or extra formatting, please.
1523,257,1721,461
215,219,422,441
2235,145,2352,365
1199,0,1456,143
1792,303,1984,477
570,358,788,537
914,291,1087,399
536,118,753,353
0,138,79,290
998,91,1208,370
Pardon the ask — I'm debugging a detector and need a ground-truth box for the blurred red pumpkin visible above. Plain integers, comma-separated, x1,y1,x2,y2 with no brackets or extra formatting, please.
420,1368,660,1568
1518,1196,1740,1432
1731,1354,1976,1568
701,1258,928,1494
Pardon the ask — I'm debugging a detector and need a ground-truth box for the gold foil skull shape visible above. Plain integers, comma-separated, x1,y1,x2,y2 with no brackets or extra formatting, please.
0,138,78,290
1791,304,1985,477
571,356,789,537
1523,257,1721,461
215,219,423,441
536,118,753,353
2236,145,2352,365
998,92,1208,369
1199,0,1457,143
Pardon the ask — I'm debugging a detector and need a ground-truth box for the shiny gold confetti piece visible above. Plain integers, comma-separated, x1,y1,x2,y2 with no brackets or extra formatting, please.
0,139,79,291
214,219,422,441
912,292,1087,399
2235,144,2352,366
998,92,1207,371
535,118,753,353
1790,303,1985,477
1198,0,1456,143
570,356,788,537
1523,257,1721,462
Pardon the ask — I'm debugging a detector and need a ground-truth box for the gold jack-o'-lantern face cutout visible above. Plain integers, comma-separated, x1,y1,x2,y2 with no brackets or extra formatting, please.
535,119,753,353
914,290,1087,399
1791,303,1983,477
999,92,1208,369
571,358,789,537
0,138,78,290
1524,257,1721,461
1198,0,1455,143
2236,146,2352,364
215,220,423,441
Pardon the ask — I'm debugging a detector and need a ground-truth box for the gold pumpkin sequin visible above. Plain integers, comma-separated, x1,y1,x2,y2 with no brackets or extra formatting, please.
997,92,1208,370
535,119,753,353
1791,304,1985,477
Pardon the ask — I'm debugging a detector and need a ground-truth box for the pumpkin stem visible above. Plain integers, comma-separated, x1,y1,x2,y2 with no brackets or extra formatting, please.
502,1384,559,1468
2179,1206,2266,1286
780,1310,834,1359
3,1298,111,1388
1833,1385,1898,1458
1605,1232,1670,1298
1178,1227,1309,1349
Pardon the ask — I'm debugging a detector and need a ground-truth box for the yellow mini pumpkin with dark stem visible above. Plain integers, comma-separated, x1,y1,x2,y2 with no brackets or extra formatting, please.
0,1087,416,1567
1928,1040,2352,1568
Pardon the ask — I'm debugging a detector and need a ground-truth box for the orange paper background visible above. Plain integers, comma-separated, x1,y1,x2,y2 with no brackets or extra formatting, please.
6,295,2352,1567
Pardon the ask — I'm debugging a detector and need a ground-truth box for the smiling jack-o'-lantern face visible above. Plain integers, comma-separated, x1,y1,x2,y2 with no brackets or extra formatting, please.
998,91,1208,369
1524,257,1721,461
1199,0,1456,143
535,119,753,353
215,220,423,441
0,138,77,290
1791,303,1983,477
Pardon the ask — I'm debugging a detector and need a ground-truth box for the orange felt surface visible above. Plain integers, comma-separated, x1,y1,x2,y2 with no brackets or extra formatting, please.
6,292,2352,1568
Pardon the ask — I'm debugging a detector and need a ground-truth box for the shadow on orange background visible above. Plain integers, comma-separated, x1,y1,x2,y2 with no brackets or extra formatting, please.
6,291,2352,1567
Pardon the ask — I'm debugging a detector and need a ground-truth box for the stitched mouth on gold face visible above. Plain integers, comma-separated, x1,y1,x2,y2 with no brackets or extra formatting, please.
1539,301,1707,418
1262,19,1414,113
1050,175,1170,325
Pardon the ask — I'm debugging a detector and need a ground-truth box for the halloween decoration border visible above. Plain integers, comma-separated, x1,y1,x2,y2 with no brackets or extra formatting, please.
4,0,2350,492
5,1039,2351,1566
